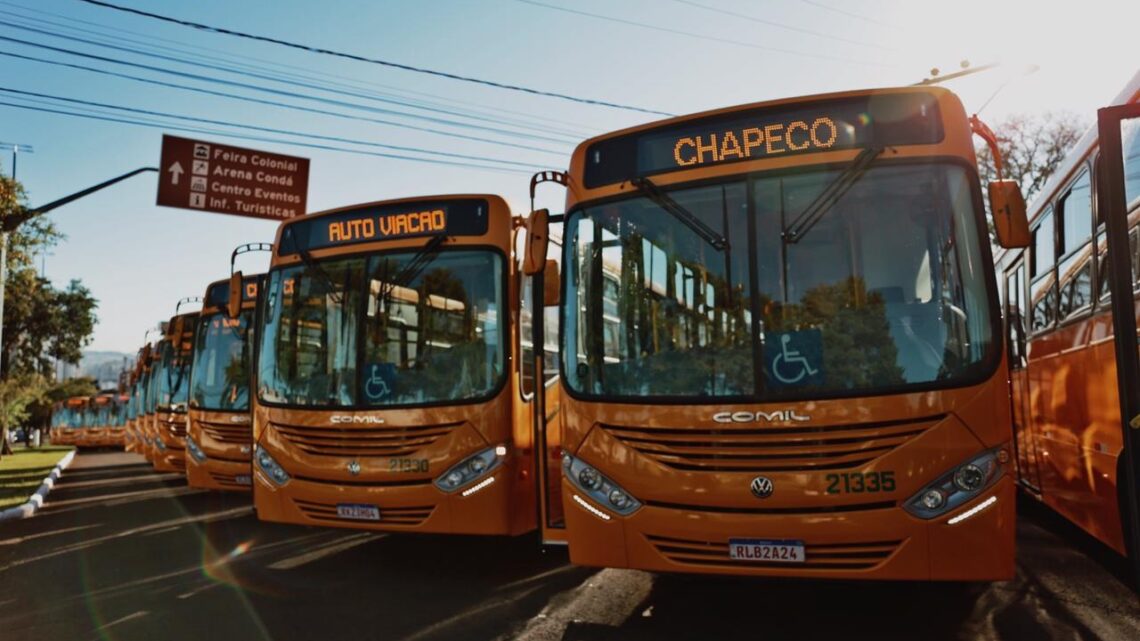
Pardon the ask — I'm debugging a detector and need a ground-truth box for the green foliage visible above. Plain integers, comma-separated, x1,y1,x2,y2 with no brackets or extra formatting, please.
0,374,47,458
975,112,1087,240
0,171,99,379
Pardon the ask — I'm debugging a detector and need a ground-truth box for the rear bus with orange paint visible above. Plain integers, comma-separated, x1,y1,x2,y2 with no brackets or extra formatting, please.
542,87,1017,580
186,276,261,491
251,194,548,534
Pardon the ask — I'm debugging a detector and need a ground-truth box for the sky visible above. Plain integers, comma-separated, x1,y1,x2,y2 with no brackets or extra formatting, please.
2,0,1138,355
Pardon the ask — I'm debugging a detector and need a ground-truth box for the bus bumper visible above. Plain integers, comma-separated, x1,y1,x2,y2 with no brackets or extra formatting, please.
187,455,252,492
562,474,1016,581
252,461,519,535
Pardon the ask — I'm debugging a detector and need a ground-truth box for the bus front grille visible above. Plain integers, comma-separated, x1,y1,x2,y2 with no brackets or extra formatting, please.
271,421,460,458
293,498,434,526
646,534,903,570
197,419,251,445
602,415,942,472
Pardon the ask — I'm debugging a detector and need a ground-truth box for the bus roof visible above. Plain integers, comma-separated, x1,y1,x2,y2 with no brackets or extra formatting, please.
1024,69,1140,226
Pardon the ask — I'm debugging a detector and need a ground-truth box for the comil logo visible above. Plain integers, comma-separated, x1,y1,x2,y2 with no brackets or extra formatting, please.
712,410,811,424
229,415,251,424
330,416,386,425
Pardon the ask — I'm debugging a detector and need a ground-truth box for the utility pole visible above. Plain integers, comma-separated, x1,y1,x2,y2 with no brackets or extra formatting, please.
0,142,34,380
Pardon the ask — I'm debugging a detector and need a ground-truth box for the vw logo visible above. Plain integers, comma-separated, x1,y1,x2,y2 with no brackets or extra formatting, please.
750,476,774,499
347,461,361,476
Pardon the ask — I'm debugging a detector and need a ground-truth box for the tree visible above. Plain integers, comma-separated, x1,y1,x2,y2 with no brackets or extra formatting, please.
0,166,100,456
975,112,1087,234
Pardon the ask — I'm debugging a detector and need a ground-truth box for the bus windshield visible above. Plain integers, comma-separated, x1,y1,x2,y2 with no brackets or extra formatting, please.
258,248,505,408
562,162,994,401
160,342,192,407
190,311,252,411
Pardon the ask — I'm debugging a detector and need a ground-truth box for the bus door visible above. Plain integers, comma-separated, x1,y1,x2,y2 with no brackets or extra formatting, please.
1005,258,1042,491
1096,104,1140,573
522,269,565,543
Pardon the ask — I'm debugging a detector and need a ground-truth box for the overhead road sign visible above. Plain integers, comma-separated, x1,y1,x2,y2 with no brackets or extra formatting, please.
157,135,309,220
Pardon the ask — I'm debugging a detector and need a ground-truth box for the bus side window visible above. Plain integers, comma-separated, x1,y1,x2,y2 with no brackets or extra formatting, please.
520,274,536,398
1123,117,1140,210
1097,227,1140,300
1061,261,1092,318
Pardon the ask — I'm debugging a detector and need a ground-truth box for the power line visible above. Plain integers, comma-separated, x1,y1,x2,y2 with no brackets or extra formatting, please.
0,10,588,141
0,33,576,160
0,99,533,174
0,0,598,136
0,48,566,156
75,0,672,116
0,86,544,170
667,0,893,51
513,0,898,68
0,20,579,145
799,0,901,30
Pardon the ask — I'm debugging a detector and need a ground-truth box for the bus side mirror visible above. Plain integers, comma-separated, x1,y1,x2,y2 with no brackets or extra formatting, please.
227,271,244,319
989,180,1030,248
524,209,549,276
543,259,560,306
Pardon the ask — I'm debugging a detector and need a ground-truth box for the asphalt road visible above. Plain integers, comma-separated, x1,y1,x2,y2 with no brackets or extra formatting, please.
1,451,1137,641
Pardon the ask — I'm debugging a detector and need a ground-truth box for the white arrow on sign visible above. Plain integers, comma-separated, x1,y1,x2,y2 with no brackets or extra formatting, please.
168,161,184,185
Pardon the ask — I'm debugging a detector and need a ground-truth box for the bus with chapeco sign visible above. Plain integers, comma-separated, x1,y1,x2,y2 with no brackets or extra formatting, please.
522,86,1030,580
247,194,555,534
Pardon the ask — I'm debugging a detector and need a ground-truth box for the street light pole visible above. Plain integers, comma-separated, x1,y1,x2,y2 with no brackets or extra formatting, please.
0,163,156,381
0,142,34,379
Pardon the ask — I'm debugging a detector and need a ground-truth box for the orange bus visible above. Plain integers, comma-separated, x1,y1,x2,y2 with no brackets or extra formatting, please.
123,355,145,454
152,311,200,473
996,70,1140,560
524,86,1029,579
186,275,261,491
141,338,165,465
248,194,552,533
50,397,85,446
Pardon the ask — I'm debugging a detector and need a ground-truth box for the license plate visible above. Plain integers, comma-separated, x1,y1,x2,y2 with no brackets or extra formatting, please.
728,538,805,563
336,503,380,521
234,475,251,486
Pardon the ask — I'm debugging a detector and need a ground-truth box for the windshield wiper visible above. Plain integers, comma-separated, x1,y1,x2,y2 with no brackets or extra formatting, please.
783,146,884,244
629,176,726,251
283,226,343,304
379,234,448,303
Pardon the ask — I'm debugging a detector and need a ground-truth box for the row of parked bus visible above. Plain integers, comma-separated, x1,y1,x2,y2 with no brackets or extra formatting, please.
55,72,1140,582
49,394,130,447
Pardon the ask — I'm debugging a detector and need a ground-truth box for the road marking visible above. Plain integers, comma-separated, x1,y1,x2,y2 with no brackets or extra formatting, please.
503,568,653,641
177,582,222,600
141,525,182,537
95,610,147,631
0,523,102,546
268,532,382,570
0,506,252,572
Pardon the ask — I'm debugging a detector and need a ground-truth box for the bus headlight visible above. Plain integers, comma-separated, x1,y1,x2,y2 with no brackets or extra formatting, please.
904,448,1002,520
563,454,641,517
255,445,290,486
186,437,207,463
434,446,504,493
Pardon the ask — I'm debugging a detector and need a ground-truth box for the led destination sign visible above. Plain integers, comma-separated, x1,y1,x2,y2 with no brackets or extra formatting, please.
583,92,944,188
278,198,490,256
205,276,260,308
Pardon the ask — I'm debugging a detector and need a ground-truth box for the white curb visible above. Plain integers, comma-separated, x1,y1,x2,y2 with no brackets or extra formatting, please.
0,449,77,522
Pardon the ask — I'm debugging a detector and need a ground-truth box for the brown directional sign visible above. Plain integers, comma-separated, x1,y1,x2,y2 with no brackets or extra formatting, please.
156,135,309,220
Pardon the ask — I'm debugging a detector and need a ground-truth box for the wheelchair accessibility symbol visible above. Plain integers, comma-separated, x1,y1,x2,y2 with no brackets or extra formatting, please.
767,330,823,387
365,363,395,400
